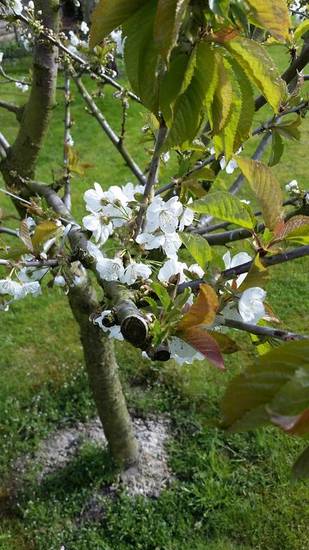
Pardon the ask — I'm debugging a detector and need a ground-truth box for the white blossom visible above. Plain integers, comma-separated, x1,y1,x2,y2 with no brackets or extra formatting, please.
27,1,34,9
144,196,183,234
94,310,123,340
0,279,41,310
240,199,250,205
96,257,124,282
189,264,204,278
69,31,80,47
238,287,266,324
18,266,48,283
169,336,204,365
220,157,238,174
120,262,152,285
136,232,165,251
121,182,144,202
54,275,66,287
83,213,113,244
285,179,300,194
0,52,3,64
84,182,105,213
223,251,252,288
179,207,194,231
10,0,23,15
87,241,105,264
161,232,182,259
80,21,89,35
15,82,29,93
158,258,187,284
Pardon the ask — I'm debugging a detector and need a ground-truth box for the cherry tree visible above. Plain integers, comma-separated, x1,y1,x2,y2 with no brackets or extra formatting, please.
0,0,309,477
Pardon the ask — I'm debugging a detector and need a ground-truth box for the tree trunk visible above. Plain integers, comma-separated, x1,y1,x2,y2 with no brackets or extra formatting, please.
68,279,139,467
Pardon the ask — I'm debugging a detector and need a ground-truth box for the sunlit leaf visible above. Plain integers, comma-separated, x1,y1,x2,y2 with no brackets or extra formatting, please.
223,37,287,112
154,0,189,60
179,232,212,270
190,191,255,229
236,157,283,230
294,19,309,41
32,221,59,253
238,254,270,291
212,53,233,134
246,0,290,42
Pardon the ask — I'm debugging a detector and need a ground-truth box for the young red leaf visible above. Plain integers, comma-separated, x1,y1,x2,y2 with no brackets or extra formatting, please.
182,326,225,370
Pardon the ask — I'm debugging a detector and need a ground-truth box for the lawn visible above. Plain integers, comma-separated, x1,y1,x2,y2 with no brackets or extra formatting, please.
0,51,308,550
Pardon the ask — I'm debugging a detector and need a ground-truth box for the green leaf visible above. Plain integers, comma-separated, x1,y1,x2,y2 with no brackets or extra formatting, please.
236,157,283,230
159,49,196,122
221,340,309,432
294,20,309,41
32,221,59,253
123,1,160,113
89,0,147,48
179,232,212,270
154,0,189,60
190,191,255,230
212,53,233,134
246,0,290,42
269,131,284,167
223,37,287,112
229,58,254,150
292,446,309,479
152,281,171,310
275,116,302,141
164,43,218,148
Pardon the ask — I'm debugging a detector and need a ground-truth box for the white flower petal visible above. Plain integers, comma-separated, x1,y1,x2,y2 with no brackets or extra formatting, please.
238,287,266,324
169,336,204,365
96,258,124,282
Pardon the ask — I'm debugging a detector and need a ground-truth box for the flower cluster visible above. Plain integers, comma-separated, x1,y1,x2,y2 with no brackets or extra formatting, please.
136,195,194,259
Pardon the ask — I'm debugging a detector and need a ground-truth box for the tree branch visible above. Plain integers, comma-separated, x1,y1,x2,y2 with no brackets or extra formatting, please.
73,76,146,185
63,70,72,210
0,99,23,118
222,318,309,341
0,227,19,238
134,119,168,237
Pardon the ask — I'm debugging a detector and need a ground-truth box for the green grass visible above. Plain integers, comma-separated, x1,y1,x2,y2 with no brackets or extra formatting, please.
0,55,309,550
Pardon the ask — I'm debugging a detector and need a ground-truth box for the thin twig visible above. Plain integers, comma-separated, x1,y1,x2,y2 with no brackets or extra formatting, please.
0,99,22,116
0,227,19,237
134,120,168,237
14,11,141,103
222,318,309,341
73,76,146,185
63,70,72,210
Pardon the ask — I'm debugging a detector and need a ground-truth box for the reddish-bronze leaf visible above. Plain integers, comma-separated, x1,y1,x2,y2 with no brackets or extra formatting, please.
177,284,218,331
273,215,309,241
182,326,225,369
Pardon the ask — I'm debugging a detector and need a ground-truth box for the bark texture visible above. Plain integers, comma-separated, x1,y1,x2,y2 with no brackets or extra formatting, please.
1,0,59,186
68,280,139,467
